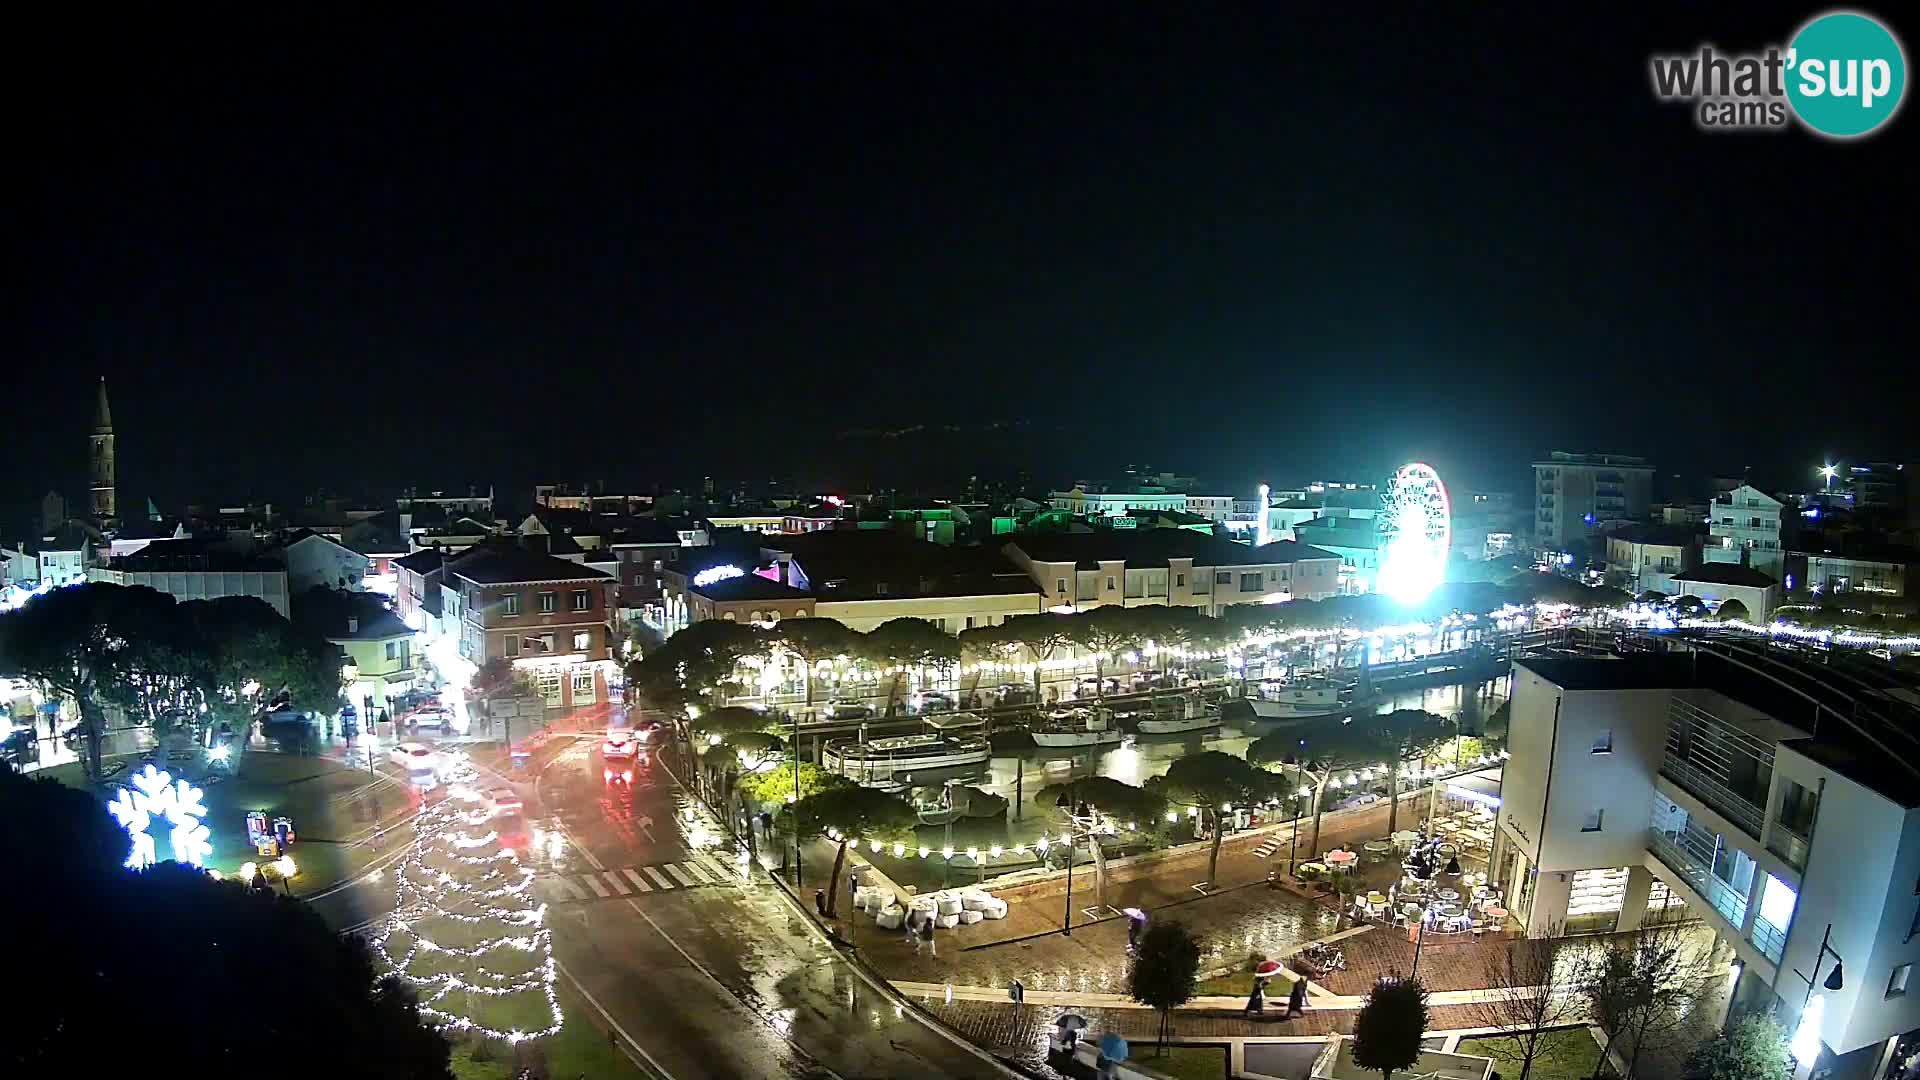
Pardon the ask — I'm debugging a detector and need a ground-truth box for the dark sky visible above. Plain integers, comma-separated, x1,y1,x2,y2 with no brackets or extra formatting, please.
8,4,1915,521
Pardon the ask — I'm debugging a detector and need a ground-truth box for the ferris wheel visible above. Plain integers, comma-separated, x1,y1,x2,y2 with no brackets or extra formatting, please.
1378,462,1451,604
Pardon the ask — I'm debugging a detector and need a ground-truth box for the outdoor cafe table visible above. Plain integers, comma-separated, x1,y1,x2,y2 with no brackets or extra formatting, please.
1485,905,1509,921
1437,888,1460,902
1299,862,1329,878
1362,840,1393,862
1325,850,1359,870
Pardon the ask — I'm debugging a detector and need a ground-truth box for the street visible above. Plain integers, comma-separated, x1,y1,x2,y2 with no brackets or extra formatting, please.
312,726,1022,1079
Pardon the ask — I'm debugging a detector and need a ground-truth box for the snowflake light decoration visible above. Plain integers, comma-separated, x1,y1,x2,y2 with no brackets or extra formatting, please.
106,764,213,870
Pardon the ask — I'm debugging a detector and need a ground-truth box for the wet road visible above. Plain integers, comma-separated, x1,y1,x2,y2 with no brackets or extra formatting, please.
530,737,1020,1080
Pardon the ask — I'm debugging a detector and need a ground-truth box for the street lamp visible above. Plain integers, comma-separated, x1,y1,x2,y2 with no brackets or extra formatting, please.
1791,923,1845,1066
1818,464,1838,492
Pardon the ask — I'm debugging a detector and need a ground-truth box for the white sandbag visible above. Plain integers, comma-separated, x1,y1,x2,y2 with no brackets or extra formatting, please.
937,895,962,916
961,892,992,912
937,912,960,929
982,898,1009,919
875,906,903,930
959,909,984,925
869,891,895,912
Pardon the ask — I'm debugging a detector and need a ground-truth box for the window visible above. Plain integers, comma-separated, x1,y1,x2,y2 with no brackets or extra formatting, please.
1215,571,1232,586
964,616,974,629
384,642,397,661
1890,964,1912,999
572,668,596,702
536,668,563,705
571,589,589,612
1175,573,1185,587
539,592,556,613
1581,809,1605,832
505,634,519,657
1055,578,1067,594
722,611,737,621
572,631,590,652
1239,573,1262,592
502,593,520,616
1592,730,1613,754
1106,577,1116,591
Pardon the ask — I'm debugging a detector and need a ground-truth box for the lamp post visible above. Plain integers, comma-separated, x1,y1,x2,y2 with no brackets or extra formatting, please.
1283,757,1324,877
1794,922,1846,1007
1791,922,1845,1071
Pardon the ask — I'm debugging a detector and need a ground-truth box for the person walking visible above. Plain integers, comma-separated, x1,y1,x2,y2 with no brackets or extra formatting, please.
908,914,922,955
921,916,936,958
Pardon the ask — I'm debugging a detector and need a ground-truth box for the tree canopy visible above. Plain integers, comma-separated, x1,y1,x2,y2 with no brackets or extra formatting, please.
1034,775,1168,825
1128,920,1202,1049
1683,1011,1791,1080
1351,977,1430,1080
0,763,450,1079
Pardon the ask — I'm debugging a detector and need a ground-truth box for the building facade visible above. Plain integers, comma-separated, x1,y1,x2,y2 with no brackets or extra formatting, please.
1670,562,1783,621
1705,484,1785,581
1533,451,1655,551
1003,533,1341,613
1495,648,1920,1080
448,543,617,711
1804,553,1910,598
1604,524,1699,596
89,539,290,617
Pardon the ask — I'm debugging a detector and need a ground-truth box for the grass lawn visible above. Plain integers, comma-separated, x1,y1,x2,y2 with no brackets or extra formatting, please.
1192,967,1294,998
1456,1028,1608,1080
446,980,649,1080
1133,1044,1230,1080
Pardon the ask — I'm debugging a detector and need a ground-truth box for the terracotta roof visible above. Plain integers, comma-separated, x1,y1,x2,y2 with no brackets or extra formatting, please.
447,545,612,585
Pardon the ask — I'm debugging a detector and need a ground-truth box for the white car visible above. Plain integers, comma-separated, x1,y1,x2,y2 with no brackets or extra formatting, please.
602,730,639,760
410,707,454,732
389,742,438,785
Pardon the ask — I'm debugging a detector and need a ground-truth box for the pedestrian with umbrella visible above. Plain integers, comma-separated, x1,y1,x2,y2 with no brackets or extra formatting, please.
1049,1013,1087,1054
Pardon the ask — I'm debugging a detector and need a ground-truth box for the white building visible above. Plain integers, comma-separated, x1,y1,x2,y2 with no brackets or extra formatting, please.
1003,532,1341,612
1670,562,1783,622
283,530,371,592
1705,484,1785,581
89,538,291,618
1496,647,1920,1080
1046,488,1189,518
1182,495,1235,522
1804,552,1911,598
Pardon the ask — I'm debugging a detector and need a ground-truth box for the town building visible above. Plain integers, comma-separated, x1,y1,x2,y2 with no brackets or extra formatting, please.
1182,495,1236,522
1803,550,1912,599
446,539,617,710
282,530,371,592
1532,451,1655,550
1047,487,1189,518
397,487,495,518
292,588,418,716
1495,646,1920,1080
1290,516,1383,594
1705,484,1786,581
1002,531,1341,612
89,537,291,617
1669,562,1783,621
775,531,1042,633
1604,523,1700,596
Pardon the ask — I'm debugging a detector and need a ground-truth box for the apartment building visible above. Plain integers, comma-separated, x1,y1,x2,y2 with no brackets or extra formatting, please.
1705,484,1785,581
1604,523,1700,596
1047,487,1189,518
1496,647,1920,1079
90,537,291,618
446,540,617,710
1533,451,1655,550
1003,531,1341,613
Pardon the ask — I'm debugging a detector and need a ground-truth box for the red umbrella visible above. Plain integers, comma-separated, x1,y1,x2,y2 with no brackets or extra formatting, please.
1254,960,1284,978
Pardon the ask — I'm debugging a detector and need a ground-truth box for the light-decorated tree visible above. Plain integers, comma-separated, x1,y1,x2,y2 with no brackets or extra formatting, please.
374,754,561,1046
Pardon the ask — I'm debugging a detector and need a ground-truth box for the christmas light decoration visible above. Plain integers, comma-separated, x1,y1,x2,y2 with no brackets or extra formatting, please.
106,764,212,869
372,751,562,1044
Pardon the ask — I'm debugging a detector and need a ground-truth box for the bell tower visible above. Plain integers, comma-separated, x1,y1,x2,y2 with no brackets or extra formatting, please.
90,376,116,524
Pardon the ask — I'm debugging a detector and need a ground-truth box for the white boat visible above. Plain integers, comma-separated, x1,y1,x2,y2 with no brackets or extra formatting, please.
823,714,991,781
1135,693,1219,735
1239,677,1380,721
1029,707,1123,748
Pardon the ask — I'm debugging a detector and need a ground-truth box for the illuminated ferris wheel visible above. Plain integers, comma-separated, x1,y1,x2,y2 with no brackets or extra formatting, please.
1378,462,1451,604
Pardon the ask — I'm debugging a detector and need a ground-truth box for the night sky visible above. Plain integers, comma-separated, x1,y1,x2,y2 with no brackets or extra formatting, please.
9,4,1914,522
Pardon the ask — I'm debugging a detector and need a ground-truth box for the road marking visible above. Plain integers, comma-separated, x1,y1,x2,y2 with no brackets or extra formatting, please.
547,875,589,901
584,874,611,898
642,865,675,889
662,863,699,887
621,868,653,893
675,859,715,884
603,870,631,895
553,958,678,1080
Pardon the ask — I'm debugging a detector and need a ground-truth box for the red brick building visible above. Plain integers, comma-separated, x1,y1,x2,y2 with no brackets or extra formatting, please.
448,540,617,710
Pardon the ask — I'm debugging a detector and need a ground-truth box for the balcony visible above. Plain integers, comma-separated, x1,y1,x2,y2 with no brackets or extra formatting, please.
1648,820,1752,929
1660,697,1773,840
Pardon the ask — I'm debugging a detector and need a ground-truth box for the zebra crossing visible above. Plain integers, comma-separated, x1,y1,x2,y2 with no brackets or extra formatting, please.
536,852,743,902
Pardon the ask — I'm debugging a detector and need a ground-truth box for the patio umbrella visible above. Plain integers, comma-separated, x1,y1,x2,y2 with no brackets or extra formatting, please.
1054,1013,1088,1032
1253,959,1284,978
1100,1034,1130,1061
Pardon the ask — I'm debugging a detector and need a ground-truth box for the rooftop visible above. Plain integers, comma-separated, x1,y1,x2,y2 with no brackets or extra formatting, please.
107,537,283,573
692,573,813,603
1671,563,1779,588
1007,530,1327,570
445,542,612,585
393,548,445,574
292,587,413,641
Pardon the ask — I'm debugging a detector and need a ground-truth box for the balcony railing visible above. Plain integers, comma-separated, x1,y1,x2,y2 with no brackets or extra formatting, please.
1649,830,1750,928
1766,825,1810,872
1750,917,1788,964
1660,760,1766,839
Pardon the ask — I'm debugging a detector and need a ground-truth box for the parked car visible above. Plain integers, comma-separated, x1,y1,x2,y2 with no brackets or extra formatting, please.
388,742,438,786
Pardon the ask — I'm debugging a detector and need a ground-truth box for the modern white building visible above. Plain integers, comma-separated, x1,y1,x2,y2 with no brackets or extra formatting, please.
1705,484,1785,581
1670,562,1783,622
1046,487,1189,518
1496,646,1920,1080
89,538,292,618
1003,531,1342,612
282,530,371,592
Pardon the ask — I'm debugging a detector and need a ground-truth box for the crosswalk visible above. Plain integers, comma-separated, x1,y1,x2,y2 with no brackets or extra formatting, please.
536,853,744,902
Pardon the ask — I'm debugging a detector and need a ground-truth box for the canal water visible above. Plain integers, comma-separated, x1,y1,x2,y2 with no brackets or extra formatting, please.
877,673,1511,893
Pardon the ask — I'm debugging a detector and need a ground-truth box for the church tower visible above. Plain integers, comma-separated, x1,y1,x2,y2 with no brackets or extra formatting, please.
89,376,116,524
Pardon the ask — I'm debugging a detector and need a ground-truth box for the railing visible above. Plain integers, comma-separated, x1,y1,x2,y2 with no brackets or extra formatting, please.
1751,917,1788,964
1660,759,1766,839
1649,831,1750,928
1767,825,1810,872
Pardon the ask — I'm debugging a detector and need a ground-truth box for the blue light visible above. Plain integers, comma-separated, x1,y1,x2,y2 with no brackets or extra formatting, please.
1582,512,1596,525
